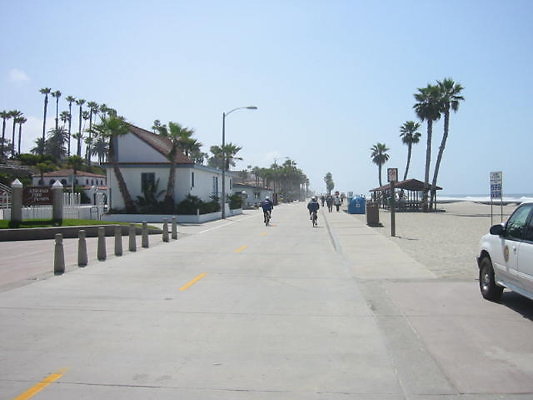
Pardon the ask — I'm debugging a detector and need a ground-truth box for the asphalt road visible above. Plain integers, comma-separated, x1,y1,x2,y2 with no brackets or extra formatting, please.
1,203,532,399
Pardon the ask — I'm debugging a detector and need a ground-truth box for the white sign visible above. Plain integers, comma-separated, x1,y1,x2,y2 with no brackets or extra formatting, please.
387,168,398,183
490,171,503,199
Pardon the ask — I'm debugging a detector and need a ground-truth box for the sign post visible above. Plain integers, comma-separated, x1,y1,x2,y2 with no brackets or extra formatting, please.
490,171,503,225
388,168,398,237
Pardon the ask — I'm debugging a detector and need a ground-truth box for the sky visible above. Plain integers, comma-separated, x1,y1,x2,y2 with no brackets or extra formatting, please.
1,0,532,196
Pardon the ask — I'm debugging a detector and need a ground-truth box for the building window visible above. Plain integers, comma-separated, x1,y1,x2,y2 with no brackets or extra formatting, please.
61,179,67,185
141,172,155,191
191,172,195,188
50,179,55,185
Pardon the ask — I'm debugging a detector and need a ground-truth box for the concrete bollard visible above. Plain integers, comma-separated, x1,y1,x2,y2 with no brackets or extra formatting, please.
97,227,106,261
163,219,169,242
54,233,65,275
142,221,149,248
114,225,123,256
78,230,88,267
171,217,177,240
129,224,136,252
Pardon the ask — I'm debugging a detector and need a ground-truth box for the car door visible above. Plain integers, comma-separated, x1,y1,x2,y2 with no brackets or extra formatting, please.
517,208,533,295
497,204,533,285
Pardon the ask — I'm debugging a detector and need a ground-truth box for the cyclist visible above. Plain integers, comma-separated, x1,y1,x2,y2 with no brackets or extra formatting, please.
261,196,274,223
307,196,320,221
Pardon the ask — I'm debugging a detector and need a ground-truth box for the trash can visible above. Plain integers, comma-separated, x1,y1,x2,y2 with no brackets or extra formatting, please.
366,201,380,226
348,196,366,214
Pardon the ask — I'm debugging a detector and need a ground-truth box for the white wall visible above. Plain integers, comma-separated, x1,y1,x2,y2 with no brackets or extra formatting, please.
106,164,230,210
117,133,167,163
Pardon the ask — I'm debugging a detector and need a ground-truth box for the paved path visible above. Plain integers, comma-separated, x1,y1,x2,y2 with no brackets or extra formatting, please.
0,204,532,399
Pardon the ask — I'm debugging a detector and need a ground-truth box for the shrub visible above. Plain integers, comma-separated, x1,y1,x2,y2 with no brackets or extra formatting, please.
229,193,243,209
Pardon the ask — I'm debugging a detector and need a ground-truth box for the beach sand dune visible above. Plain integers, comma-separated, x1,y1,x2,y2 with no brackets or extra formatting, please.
352,201,518,279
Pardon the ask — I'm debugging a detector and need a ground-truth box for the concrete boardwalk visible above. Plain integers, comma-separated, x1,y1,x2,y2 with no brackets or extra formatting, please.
1,204,532,399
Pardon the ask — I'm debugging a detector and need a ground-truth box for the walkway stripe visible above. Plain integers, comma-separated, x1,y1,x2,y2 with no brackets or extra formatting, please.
234,245,248,253
13,368,68,400
179,273,207,291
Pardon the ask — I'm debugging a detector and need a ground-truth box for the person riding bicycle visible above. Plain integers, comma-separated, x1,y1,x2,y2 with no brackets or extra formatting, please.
307,196,320,220
261,196,274,223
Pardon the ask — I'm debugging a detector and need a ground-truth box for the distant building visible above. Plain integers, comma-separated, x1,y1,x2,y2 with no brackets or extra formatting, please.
32,169,107,204
232,182,272,208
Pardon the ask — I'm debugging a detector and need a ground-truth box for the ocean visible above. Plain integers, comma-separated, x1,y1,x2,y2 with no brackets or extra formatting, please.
437,194,533,205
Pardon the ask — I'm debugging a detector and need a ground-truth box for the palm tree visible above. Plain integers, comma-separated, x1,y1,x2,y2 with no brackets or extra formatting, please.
0,110,12,160
162,122,195,209
75,98,85,157
51,90,61,131
324,172,334,194
91,115,136,213
66,155,84,193
208,143,242,171
46,127,68,160
40,88,52,154
370,143,390,187
10,110,22,157
59,111,70,129
31,138,45,155
65,96,76,156
399,121,421,181
86,101,99,166
16,116,27,155
429,78,465,210
413,84,442,211
91,136,108,164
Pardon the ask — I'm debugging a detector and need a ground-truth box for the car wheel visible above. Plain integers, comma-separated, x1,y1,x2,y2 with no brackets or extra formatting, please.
479,257,504,301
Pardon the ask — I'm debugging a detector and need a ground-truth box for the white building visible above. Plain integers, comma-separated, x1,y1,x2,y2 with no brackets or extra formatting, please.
32,169,107,205
104,123,232,212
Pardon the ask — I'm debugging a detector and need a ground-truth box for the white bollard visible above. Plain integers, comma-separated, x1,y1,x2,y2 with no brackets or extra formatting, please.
78,230,88,267
54,233,65,275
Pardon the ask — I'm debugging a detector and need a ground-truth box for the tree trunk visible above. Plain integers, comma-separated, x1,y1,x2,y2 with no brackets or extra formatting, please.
77,107,82,157
17,123,22,155
109,138,136,213
378,164,383,187
164,160,177,211
42,96,48,155
430,110,450,211
403,143,413,181
1,119,6,158
68,103,72,157
423,120,433,211
11,120,16,157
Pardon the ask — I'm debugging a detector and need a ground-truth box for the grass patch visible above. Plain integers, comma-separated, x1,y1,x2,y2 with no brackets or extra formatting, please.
0,219,150,229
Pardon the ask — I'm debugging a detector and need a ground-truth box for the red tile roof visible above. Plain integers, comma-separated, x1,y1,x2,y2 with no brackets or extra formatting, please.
43,169,105,178
126,123,193,164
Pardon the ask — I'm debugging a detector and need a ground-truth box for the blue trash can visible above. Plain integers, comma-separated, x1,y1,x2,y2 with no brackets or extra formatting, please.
348,197,366,214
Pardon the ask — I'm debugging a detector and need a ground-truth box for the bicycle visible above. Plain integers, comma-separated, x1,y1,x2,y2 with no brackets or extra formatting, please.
311,210,318,227
264,210,271,226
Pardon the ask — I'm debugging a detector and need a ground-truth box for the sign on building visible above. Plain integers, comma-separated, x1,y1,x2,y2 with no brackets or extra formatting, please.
23,187,52,205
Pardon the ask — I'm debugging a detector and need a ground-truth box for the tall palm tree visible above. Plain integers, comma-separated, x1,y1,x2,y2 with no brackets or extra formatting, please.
86,101,99,166
399,121,421,181
40,88,52,154
162,122,195,208
31,138,45,155
429,78,465,210
46,127,68,160
16,116,27,155
91,115,136,213
65,96,76,156
370,142,390,187
10,110,22,157
413,84,442,211
75,98,85,157
0,110,11,160
324,172,334,194
51,90,61,131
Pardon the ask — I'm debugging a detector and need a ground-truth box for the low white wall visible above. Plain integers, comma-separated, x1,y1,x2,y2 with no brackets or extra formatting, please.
102,209,242,224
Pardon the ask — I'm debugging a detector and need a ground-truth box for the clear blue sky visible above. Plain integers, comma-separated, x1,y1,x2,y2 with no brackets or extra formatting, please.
1,0,532,195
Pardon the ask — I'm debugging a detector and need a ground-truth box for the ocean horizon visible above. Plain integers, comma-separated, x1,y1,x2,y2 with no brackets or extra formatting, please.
437,193,533,204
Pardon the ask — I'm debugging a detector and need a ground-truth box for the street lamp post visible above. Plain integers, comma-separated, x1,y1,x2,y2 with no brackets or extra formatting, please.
221,106,257,219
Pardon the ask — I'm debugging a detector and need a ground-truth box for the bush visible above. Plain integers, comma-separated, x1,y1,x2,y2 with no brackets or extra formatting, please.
176,194,221,215
229,193,243,209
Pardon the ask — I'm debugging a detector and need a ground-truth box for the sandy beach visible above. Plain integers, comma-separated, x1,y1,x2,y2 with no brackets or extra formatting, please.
350,201,519,280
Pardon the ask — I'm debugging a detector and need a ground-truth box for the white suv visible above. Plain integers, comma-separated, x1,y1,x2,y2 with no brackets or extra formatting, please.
478,201,533,301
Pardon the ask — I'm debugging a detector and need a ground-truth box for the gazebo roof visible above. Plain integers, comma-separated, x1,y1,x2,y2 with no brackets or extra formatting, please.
370,178,442,192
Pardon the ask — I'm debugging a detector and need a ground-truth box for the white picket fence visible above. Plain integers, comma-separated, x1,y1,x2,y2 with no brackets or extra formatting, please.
2,192,106,221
